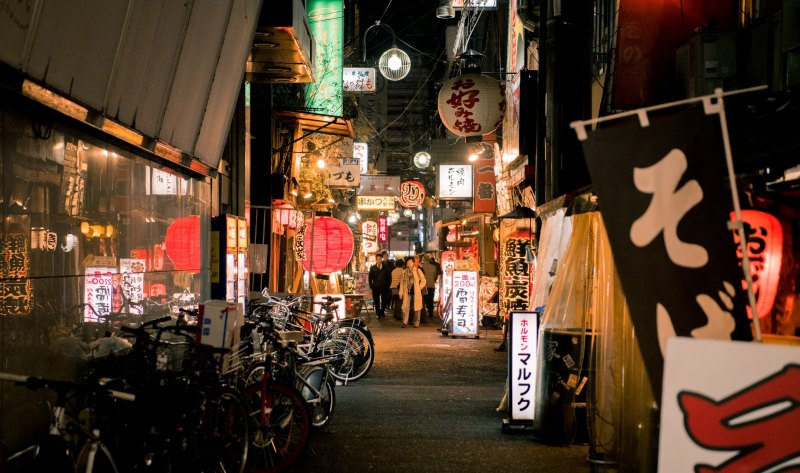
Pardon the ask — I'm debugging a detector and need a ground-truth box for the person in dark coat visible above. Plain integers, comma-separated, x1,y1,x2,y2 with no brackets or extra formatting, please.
368,254,391,318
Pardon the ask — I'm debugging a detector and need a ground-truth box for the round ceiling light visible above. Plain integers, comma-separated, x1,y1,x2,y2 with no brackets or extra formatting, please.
379,48,411,81
413,151,431,169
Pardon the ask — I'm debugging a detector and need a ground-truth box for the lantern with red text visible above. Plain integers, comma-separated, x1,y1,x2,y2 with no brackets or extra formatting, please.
731,210,783,319
301,216,354,275
399,180,426,208
362,221,379,253
164,216,201,273
438,73,504,138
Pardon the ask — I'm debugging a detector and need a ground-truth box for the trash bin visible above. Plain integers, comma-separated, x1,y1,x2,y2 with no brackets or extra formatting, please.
536,328,594,445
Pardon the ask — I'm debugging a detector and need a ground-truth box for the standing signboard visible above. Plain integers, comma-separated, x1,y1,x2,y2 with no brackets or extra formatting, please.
506,310,540,425
450,270,479,338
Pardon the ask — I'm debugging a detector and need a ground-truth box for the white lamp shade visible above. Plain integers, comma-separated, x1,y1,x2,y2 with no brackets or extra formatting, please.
379,48,411,81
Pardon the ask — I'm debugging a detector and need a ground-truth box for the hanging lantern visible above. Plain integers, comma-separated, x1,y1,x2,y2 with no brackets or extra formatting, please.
399,180,426,208
731,210,783,319
301,216,354,275
438,73,504,138
164,216,201,273
274,203,303,228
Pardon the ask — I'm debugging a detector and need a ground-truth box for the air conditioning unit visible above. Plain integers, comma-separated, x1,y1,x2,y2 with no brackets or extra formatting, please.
676,31,737,98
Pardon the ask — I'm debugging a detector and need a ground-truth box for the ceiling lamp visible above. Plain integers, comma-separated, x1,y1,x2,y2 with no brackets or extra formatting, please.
363,21,411,81
413,151,432,169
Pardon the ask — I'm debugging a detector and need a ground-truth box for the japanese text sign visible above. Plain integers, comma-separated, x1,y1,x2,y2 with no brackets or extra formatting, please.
354,142,369,174
575,103,753,398
398,180,426,208
440,250,457,317
325,158,361,187
357,195,395,210
85,267,116,322
0,234,33,315
359,175,400,196
499,227,533,319
437,73,504,138
659,337,800,472
362,221,379,253
438,164,473,199
120,259,146,315
343,67,376,92
473,158,496,213
451,270,479,337
509,311,540,421
378,217,388,243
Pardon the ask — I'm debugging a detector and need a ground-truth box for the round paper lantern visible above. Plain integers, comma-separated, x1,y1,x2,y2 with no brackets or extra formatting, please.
301,216,354,275
438,73,504,138
399,180,426,208
731,210,783,319
164,216,201,273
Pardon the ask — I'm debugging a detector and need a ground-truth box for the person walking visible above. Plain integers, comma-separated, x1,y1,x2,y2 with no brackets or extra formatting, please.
368,254,391,319
399,256,426,328
418,254,440,323
390,258,405,320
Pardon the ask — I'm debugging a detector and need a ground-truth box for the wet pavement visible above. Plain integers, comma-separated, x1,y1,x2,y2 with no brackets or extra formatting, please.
288,314,591,473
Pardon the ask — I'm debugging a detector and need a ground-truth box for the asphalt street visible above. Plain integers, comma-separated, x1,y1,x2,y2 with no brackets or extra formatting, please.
288,315,591,473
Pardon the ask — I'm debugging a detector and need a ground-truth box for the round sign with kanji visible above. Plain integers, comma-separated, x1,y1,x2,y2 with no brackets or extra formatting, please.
438,73,504,138
398,180,426,208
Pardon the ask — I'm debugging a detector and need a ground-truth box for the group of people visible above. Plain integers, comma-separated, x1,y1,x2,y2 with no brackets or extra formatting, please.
368,251,441,328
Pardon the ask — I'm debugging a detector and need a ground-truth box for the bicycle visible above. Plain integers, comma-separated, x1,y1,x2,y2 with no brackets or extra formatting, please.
0,372,134,473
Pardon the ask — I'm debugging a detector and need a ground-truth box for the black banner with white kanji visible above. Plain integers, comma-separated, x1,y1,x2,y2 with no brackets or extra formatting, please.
576,105,753,399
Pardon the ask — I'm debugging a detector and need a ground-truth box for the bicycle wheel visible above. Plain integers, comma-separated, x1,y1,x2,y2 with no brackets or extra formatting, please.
243,382,310,473
75,441,121,473
324,327,375,383
213,388,249,473
295,365,336,430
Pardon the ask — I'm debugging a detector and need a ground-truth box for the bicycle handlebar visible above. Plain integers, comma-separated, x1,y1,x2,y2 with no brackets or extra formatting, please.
0,372,136,402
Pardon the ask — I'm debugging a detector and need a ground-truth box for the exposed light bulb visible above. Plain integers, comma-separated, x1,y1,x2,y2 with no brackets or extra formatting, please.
468,154,479,162
316,159,326,169
387,54,402,71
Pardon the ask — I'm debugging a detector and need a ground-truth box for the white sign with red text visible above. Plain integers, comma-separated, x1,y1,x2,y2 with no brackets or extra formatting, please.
84,267,116,322
509,311,540,421
451,270,479,337
659,337,800,472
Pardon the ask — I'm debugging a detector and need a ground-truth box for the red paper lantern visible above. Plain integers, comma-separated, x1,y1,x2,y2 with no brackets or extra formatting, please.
164,215,201,273
438,73,504,138
301,216,354,275
731,210,783,319
399,180,426,208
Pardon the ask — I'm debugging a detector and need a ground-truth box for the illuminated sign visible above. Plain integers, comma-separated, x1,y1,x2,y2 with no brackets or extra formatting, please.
359,175,400,196
120,259,146,315
377,217,388,243
362,221,379,253
509,311,539,421
354,142,369,174
306,0,343,116
0,234,33,315
438,164,473,199
147,167,188,195
85,267,116,322
451,270,479,337
343,67,376,92
325,158,361,187
356,195,395,210
398,180,426,208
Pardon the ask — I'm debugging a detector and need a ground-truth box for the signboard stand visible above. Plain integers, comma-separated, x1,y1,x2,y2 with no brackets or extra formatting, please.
445,270,480,339
502,310,540,432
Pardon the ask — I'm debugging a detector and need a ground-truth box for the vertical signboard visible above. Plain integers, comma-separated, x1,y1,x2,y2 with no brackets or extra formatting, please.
306,0,343,116
451,270,479,337
440,250,457,317
119,259,145,315
377,217,388,243
499,222,534,319
354,142,369,174
362,221,379,253
85,267,117,322
0,232,33,316
473,157,496,213
509,311,539,421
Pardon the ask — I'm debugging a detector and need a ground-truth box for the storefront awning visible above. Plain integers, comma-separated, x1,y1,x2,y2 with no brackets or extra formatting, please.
275,110,354,138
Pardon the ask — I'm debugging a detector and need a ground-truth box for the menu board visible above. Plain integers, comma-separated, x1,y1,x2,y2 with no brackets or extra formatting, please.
451,270,479,337
85,267,117,322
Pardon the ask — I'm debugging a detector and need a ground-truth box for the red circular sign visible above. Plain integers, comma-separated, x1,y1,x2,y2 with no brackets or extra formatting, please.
398,180,426,208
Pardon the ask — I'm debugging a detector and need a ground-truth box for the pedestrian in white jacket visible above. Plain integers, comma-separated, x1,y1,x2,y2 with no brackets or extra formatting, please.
399,256,426,327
